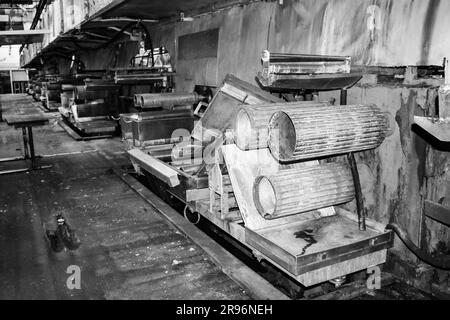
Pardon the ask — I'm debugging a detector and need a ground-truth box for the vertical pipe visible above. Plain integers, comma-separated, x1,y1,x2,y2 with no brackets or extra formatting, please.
347,153,366,231
28,127,36,168
22,127,29,159
10,70,14,94
340,89,366,231
340,89,347,105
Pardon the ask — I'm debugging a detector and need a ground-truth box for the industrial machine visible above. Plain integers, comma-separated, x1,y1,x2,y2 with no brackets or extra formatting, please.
113,47,174,87
119,91,207,149
112,46,175,104
42,81,61,111
127,53,394,290
29,73,75,112
112,44,186,144
59,78,120,138
36,74,60,109
257,50,362,92
28,77,42,102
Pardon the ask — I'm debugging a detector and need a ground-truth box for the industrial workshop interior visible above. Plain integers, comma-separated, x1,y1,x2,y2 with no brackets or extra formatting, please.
0,0,449,306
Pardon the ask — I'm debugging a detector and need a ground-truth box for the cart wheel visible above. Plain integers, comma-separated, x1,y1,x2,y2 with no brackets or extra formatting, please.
184,205,201,225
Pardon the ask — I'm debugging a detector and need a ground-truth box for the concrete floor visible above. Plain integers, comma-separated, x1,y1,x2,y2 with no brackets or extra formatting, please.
0,94,249,300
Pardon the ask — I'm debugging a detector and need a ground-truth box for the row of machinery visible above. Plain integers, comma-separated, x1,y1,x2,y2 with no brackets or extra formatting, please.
27,44,178,140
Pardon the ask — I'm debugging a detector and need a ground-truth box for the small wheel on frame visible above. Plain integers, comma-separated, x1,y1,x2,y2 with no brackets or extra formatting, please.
183,205,201,225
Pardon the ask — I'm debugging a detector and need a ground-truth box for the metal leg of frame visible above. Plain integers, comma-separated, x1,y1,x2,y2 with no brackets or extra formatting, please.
27,126,36,168
0,126,51,175
340,89,366,231
22,127,29,160
347,153,366,231
0,156,26,163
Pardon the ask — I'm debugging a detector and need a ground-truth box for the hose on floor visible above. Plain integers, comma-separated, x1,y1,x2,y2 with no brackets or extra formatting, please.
386,223,450,270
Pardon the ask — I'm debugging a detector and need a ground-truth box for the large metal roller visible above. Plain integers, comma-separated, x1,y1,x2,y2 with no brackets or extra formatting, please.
74,83,118,101
253,162,355,219
234,101,329,150
267,104,388,161
138,92,202,109
47,83,61,91
72,99,107,118
61,84,75,92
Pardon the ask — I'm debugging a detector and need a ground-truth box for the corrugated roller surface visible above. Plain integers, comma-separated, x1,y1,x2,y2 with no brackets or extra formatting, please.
139,92,201,108
234,102,329,151
268,104,388,161
253,162,355,219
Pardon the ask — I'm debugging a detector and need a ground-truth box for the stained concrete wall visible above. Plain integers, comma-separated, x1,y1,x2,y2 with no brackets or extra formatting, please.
147,0,450,91
320,79,449,265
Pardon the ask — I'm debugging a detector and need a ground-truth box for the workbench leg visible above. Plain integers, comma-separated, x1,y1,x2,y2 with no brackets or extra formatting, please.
27,127,36,168
22,127,29,160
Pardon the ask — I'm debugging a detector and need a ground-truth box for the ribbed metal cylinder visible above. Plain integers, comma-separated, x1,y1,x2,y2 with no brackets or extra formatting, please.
139,92,201,109
61,84,75,92
72,99,106,118
268,104,388,161
47,83,61,90
234,101,329,150
253,162,355,219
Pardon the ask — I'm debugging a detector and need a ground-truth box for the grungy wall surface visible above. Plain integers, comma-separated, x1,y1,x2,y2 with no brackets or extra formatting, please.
320,82,448,265
148,0,450,91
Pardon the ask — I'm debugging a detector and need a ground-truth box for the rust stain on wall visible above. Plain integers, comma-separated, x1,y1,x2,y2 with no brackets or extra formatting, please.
420,0,442,65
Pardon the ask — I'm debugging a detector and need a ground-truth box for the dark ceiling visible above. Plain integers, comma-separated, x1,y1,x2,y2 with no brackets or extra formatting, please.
0,0,33,4
22,0,255,68
97,0,243,21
